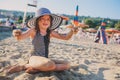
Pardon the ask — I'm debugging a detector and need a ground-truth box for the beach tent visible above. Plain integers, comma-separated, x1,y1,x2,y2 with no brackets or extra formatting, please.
94,19,108,44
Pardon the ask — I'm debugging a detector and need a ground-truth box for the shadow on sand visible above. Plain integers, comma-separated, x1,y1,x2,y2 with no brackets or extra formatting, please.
77,64,110,80
0,76,12,80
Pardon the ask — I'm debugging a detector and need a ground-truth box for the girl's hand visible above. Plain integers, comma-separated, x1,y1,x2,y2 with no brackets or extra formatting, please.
71,27,79,34
66,25,79,34
12,29,22,37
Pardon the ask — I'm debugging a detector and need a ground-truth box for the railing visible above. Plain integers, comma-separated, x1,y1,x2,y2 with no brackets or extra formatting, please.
0,26,12,32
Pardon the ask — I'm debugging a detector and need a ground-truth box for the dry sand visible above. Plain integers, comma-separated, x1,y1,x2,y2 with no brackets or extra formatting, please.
0,30,120,80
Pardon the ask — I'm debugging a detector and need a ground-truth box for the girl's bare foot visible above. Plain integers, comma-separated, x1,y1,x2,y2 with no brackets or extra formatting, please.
4,65,25,74
25,67,39,74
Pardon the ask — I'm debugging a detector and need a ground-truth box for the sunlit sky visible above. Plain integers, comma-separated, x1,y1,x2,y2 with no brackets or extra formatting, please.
0,0,120,19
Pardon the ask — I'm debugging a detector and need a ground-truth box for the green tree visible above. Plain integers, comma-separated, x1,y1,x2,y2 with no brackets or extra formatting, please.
25,15,31,22
17,16,23,24
115,20,120,30
85,19,95,28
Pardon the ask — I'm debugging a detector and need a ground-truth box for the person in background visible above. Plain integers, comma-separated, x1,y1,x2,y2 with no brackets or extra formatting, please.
11,22,17,30
5,18,11,26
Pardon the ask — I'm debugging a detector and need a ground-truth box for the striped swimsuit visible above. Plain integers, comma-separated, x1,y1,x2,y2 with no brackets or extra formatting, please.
31,31,50,58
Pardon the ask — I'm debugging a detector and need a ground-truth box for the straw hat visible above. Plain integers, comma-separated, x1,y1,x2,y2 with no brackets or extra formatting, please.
27,8,63,30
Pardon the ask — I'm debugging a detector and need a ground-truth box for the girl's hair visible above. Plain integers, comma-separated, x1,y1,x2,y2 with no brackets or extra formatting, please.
35,15,53,43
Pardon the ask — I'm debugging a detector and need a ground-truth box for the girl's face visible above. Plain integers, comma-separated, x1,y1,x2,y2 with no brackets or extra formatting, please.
38,15,51,30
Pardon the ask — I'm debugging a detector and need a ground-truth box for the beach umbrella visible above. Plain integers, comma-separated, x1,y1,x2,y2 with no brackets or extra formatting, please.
73,5,79,27
27,0,37,7
60,16,69,25
67,5,89,29
105,28,120,33
66,5,79,34
78,23,89,28
105,28,120,38
61,16,69,21
85,28,97,33
70,21,89,28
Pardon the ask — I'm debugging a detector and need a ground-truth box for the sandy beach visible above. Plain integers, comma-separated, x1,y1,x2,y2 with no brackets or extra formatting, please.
0,30,120,80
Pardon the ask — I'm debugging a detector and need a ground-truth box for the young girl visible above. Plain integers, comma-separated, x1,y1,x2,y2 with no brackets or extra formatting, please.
6,7,78,74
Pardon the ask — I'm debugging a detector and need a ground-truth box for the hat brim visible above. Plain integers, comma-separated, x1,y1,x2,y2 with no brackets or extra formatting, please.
27,14,63,30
